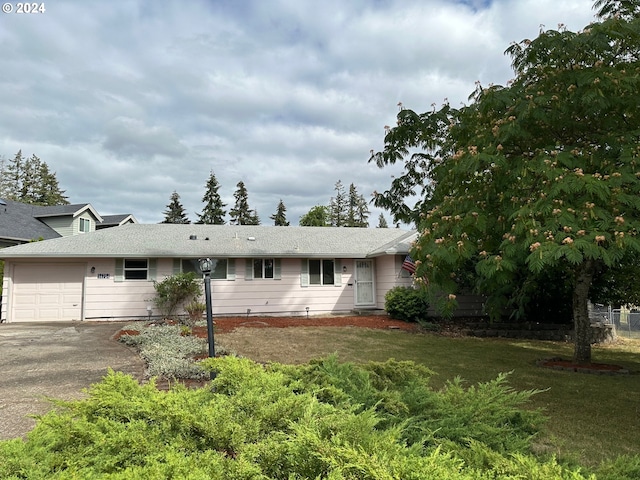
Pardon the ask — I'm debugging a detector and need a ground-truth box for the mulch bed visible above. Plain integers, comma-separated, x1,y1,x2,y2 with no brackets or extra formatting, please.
116,316,631,378
197,315,421,335
537,357,629,375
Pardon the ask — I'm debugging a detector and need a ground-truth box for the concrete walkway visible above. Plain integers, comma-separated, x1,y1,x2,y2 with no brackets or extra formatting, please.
0,321,144,440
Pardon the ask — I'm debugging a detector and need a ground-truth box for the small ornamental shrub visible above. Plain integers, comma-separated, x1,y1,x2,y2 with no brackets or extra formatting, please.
152,272,202,320
185,301,206,323
385,286,430,322
119,323,208,379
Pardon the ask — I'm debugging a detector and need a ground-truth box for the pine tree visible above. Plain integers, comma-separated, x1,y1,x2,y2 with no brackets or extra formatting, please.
196,170,226,224
162,191,190,224
346,183,358,227
343,183,369,227
270,199,290,226
0,151,68,205
0,155,8,198
377,213,388,228
34,160,68,206
2,150,24,200
329,180,347,227
229,181,260,225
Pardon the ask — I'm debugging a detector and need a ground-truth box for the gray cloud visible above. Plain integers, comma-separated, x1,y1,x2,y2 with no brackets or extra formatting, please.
0,0,594,224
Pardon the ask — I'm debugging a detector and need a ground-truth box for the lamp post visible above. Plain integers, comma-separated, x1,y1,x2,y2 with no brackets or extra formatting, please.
198,258,216,379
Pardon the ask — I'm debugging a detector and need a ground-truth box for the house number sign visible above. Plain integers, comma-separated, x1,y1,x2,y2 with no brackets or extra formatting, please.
97,273,110,279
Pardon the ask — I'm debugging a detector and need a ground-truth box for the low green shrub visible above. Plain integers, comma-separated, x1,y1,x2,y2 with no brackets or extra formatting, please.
385,286,430,322
0,356,593,479
595,455,640,480
274,356,544,455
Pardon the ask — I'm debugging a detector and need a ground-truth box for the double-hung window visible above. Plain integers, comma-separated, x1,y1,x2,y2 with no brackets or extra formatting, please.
246,259,280,280
254,259,274,279
115,258,156,282
124,259,148,280
79,218,90,233
309,259,335,285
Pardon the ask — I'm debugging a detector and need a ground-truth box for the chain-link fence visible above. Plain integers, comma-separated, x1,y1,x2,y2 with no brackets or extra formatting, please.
591,304,640,339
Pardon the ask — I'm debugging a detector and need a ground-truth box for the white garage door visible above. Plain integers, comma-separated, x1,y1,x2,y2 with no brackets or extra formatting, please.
11,264,84,322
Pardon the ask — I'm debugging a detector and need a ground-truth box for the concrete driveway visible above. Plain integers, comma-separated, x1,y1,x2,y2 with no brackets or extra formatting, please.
0,321,144,440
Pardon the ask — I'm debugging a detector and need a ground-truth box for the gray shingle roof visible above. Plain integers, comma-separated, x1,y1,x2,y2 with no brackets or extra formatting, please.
0,199,61,242
32,203,103,222
0,224,416,259
97,214,137,228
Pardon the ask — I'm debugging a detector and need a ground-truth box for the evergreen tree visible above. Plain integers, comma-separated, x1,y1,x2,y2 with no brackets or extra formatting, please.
377,213,388,228
162,191,190,224
329,180,347,227
299,205,330,226
270,199,290,226
346,183,358,227
196,170,226,224
0,151,68,205
229,181,260,225
345,183,370,227
0,155,7,198
38,161,68,206
3,150,24,200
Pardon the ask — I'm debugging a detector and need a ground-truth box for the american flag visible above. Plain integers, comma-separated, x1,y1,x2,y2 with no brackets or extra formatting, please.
401,255,416,274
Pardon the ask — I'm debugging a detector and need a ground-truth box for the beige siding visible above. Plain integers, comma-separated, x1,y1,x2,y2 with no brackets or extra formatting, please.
375,255,413,309
84,258,157,319
5,255,410,322
207,258,355,316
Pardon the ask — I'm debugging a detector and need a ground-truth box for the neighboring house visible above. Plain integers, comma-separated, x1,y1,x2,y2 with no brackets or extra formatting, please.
0,198,139,247
0,224,416,322
97,214,138,229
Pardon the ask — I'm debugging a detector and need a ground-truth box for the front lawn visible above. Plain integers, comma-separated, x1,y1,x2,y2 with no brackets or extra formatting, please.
217,325,640,468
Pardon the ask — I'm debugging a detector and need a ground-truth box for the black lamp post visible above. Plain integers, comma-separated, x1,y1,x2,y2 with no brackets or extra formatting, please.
198,258,216,379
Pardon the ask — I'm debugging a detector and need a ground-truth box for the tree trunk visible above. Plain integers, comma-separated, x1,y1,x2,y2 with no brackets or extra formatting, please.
572,260,595,364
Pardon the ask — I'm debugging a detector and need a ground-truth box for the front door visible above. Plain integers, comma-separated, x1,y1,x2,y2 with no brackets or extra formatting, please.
355,260,375,307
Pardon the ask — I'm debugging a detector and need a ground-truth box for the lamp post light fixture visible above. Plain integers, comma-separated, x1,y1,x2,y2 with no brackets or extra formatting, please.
198,257,216,379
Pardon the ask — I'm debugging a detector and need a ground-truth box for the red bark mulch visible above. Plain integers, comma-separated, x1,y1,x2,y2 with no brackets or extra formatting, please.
537,357,629,375
115,317,630,376
195,315,421,335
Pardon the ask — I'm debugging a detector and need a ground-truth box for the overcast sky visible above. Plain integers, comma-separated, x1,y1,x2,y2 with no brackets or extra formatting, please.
0,0,596,225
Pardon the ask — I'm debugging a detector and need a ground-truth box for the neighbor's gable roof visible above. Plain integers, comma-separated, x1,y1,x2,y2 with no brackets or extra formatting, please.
0,199,61,242
33,203,103,222
0,224,416,259
97,214,138,228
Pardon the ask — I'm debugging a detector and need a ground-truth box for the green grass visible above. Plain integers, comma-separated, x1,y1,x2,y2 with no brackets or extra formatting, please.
219,328,640,468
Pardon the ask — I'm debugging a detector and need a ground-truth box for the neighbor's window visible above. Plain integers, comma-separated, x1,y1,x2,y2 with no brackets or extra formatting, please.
253,258,274,279
309,259,334,285
124,259,148,280
79,218,90,233
181,258,228,280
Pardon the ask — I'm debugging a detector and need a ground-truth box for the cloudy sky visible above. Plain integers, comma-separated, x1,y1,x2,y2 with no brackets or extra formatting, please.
0,0,596,225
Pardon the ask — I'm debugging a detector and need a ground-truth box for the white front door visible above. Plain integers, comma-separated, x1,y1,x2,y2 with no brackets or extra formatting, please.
355,260,375,307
